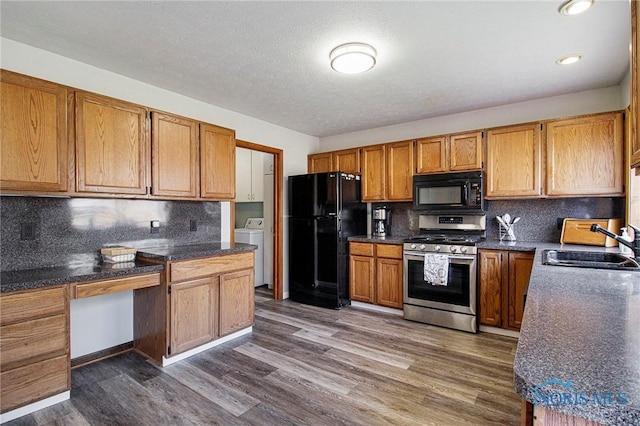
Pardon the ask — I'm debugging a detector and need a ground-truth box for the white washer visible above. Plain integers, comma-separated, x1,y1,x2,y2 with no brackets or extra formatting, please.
235,218,264,287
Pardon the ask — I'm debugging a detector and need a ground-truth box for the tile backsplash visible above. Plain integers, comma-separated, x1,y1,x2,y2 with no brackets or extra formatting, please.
1,197,221,271
373,197,625,242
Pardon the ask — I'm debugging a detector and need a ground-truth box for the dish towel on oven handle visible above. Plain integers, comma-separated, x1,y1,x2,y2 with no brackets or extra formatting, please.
424,253,449,286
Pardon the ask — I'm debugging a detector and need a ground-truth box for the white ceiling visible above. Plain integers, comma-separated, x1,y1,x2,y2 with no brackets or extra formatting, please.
0,1,630,138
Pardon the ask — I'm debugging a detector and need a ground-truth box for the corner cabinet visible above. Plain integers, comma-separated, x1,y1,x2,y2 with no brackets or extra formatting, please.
150,111,199,198
478,249,533,331
200,123,236,199
485,123,542,199
75,91,148,195
546,112,624,197
1,70,71,193
349,242,403,309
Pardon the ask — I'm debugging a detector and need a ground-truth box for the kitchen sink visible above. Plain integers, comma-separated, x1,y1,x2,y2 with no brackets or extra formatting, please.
542,250,640,271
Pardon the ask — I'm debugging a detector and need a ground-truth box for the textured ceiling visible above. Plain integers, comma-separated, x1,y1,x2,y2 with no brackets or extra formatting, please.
0,1,630,137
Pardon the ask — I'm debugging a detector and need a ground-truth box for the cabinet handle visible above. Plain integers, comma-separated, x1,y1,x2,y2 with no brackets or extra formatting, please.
247,194,251,200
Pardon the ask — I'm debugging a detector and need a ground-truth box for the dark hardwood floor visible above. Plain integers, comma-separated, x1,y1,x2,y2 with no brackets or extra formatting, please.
7,286,521,425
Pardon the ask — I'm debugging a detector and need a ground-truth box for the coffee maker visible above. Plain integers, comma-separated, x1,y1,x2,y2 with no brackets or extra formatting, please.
372,206,391,237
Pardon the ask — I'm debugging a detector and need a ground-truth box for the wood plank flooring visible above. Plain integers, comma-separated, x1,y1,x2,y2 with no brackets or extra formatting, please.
6,286,521,425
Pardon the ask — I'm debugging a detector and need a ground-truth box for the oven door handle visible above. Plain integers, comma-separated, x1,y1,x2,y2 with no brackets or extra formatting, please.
404,253,475,262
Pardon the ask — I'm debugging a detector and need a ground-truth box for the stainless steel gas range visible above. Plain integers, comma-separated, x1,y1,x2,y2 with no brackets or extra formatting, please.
403,214,486,333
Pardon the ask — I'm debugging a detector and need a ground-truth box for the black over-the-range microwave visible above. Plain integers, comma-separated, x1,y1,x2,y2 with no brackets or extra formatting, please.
413,171,484,212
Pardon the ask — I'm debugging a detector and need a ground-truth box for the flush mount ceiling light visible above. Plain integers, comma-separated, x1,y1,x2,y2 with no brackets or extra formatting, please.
330,42,377,74
559,0,594,15
556,53,583,65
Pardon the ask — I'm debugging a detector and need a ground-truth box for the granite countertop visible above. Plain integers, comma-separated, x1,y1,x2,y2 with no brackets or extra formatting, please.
136,241,257,261
348,235,410,245
513,244,640,425
1,260,164,293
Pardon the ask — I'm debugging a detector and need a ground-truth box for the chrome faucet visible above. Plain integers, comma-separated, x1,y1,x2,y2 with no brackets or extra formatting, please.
590,224,640,259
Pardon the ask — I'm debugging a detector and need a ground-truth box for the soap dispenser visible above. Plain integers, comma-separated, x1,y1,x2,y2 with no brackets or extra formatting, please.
619,227,633,255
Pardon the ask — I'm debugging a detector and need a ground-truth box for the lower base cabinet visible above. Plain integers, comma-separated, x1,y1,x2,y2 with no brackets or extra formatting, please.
478,249,533,331
350,242,403,309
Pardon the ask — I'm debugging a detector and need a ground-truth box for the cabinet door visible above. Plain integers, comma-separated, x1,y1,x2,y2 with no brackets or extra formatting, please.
170,277,218,355
506,251,533,331
308,153,332,173
201,123,236,199
219,269,254,336
361,145,386,201
235,147,252,202
546,112,624,196
349,255,375,303
76,92,148,194
415,136,448,174
151,111,199,198
251,151,264,202
450,131,483,171
376,257,403,309
478,250,505,327
332,148,361,174
632,0,640,168
386,141,414,201
1,71,70,193
485,124,542,198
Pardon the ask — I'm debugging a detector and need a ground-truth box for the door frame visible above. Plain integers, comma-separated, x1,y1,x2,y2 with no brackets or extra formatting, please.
234,139,284,300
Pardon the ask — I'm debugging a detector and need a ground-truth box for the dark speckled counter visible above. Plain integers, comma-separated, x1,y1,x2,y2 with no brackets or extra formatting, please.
348,235,410,245
1,242,256,293
136,242,257,261
509,242,640,425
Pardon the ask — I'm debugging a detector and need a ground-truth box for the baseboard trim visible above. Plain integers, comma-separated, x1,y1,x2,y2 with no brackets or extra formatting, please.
0,391,70,424
161,326,252,367
350,301,404,316
71,341,134,369
479,325,520,338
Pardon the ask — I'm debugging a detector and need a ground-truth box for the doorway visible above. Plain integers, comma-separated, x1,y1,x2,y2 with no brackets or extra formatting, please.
233,140,284,300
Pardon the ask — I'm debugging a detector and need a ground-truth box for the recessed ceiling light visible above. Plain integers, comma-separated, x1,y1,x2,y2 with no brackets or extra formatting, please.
559,0,594,15
330,42,377,74
556,54,583,65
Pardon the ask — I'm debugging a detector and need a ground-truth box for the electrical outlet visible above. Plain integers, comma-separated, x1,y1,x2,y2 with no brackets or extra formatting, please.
190,219,198,232
20,222,36,240
150,220,160,234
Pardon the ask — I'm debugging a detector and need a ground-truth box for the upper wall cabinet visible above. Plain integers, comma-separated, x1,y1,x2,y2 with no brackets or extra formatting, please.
632,0,640,168
200,123,235,200
386,140,413,201
151,111,199,198
332,148,361,174
361,144,387,201
546,112,624,197
307,152,332,173
485,123,542,199
415,131,483,174
236,147,264,202
1,70,71,193
76,92,148,195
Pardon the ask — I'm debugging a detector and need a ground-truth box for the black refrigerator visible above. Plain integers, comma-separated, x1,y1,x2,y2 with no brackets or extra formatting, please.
288,172,367,309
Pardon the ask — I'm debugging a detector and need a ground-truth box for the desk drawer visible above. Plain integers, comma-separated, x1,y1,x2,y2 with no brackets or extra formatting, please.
170,252,254,282
72,273,161,299
0,286,66,326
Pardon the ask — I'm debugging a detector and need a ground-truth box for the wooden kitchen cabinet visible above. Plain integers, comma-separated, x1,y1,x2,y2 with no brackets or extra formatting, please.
76,91,148,195
219,269,255,336
200,123,236,199
478,249,533,331
386,140,414,201
0,286,69,413
308,152,333,173
415,131,483,175
361,145,387,201
546,112,624,197
631,0,640,168
485,123,543,199
1,70,72,193
415,136,448,174
349,242,403,309
332,148,361,174
150,111,199,198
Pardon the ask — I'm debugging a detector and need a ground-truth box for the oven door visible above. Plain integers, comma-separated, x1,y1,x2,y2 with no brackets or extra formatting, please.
403,251,476,315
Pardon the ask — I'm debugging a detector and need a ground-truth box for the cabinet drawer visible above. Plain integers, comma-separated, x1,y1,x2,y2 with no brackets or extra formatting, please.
0,286,66,326
0,354,69,413
376,244,403,259
0,314,67,371
170,252,254,282
350,242,374,257
72,273,161,299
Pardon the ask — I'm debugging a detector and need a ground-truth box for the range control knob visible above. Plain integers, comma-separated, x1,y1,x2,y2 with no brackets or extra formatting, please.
450,246,458,253
410,244,417,250
434,245,441,252
461,246,468,254
420,244,426,250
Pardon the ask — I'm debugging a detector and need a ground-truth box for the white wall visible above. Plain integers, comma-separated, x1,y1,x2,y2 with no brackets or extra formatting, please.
319,85,625,150
1,38,316,357
621,68,631,109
